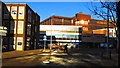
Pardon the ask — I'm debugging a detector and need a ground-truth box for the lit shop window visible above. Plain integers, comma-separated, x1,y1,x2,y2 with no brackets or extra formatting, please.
11,6,17,19
17,21,24,34
18,6,25,19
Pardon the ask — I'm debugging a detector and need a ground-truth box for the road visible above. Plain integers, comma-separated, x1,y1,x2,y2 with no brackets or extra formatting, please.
2,48,118,68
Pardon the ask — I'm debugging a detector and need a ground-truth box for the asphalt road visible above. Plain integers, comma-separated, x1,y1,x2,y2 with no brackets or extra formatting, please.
2,48,118,68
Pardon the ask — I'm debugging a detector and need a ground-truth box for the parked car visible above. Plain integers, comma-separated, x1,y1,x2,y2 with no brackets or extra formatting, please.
48,44,61,49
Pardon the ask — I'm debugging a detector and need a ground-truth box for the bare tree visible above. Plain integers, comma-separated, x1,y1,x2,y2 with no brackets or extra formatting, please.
89,0,119,53
116,1,120,53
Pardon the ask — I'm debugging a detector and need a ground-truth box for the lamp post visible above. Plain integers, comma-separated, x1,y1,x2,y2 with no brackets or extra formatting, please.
106,5,110,58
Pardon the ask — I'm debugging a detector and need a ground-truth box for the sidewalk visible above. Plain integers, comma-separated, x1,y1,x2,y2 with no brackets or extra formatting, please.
2,49,54,59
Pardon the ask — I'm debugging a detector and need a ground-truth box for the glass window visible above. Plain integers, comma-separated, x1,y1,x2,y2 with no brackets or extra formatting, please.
11,6,17,19
16,37,23,50
27,9,32,22
64,19,71,24
54,18,62,23
27,23,31,35
17,21,24,34
18,6,25,19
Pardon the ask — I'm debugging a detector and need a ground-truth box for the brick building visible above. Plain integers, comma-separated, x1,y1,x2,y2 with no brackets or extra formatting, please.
1,2,40,51
40,12,115,48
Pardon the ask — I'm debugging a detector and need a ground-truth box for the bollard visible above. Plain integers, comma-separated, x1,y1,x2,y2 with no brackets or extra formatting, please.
109,50,112,59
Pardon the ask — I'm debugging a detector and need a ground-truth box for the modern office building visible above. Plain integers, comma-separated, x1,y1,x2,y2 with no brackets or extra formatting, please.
40,25,82,46
40,12,115,47
1,2,40,51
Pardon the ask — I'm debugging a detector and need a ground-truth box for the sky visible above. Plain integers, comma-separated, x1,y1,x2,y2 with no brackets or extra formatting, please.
4,2,103,22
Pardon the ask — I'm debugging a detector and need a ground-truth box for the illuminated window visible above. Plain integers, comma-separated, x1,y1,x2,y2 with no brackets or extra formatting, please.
11,6,17,19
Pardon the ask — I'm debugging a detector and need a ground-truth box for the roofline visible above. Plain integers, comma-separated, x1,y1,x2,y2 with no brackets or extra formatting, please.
40,16,74,24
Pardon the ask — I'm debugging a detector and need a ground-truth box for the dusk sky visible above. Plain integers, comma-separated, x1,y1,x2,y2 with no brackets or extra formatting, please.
4,2,103,22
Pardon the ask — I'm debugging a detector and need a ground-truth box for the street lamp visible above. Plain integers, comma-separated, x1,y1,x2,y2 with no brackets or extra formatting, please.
50,13,55,50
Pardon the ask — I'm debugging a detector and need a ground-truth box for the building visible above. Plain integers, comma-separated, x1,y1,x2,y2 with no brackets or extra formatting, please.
40,25,82,47
1,2,40,51
40,12,115,48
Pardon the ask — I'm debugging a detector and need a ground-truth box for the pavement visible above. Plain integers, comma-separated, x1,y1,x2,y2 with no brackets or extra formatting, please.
1,48,119,68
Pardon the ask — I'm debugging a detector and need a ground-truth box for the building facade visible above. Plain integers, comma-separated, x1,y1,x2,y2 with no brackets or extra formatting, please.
40,25,82,46
1,2,40,51
40,12,115,47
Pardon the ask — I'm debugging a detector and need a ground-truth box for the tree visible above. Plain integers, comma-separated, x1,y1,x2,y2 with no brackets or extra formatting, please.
116,1,120,53
89,0,119,53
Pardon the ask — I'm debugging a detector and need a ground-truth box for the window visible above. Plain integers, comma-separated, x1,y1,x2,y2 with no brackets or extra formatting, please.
11,6,17,19
17,21,24,34
27,23,31,35
18,42,22,45
54,18,62,23
18,6,25,19
64,19,71,24
27,9,32,22
16,37,23,50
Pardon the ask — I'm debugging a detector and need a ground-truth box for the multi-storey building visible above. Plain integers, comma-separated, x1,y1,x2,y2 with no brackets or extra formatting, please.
40,25,82,46
1,2,40,51
40,12,115,47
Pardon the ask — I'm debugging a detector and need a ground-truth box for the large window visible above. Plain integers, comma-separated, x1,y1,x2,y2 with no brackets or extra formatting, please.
17,21,24,34
54,18,62,23
89,26,104,30
64,19,71,24
27,9,32,23
55,34,78,39
18,6,25,19
16,37,23,50
11,6,17,19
